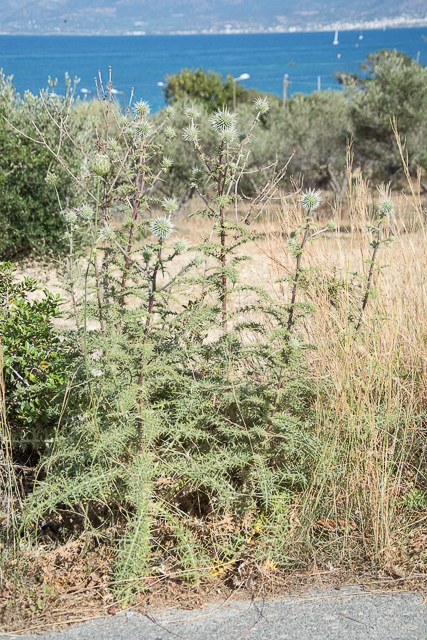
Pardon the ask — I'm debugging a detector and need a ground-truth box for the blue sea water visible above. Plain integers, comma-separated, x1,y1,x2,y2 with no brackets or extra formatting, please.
0,29,426,109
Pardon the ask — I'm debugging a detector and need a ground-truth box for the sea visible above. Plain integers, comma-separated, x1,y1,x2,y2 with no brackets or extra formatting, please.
0,28,426,109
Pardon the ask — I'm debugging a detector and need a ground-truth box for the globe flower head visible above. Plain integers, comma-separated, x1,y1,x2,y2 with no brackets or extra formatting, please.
174,239,188,254
183,123,199,142
141,245,154,263
134,119,152,139
162,156,174,170
210,107,237,134
91,153,111,177
80,205,95,221
192,253,205,266
300,189,322,212
98,224,115,242
254,96,270,114
327,220,337,230
164,126,177,140
65,209,78,224
133,100,151,118
221,127,237,144
379,199,394,216
162,198,179,215
164,105,175,117
184,105,201,120
190,167,204,184
150,216,174,240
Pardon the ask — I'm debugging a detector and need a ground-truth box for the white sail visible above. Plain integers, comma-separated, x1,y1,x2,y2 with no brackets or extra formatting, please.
333,29,339,45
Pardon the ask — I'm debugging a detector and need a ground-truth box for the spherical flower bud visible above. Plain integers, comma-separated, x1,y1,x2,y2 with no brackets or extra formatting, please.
379,199,394,216
183,123,199,142
162,198,179,215
184,105,201,120
65,210,78,224
141,245,154,262
162,156,174,169
191,167,204,184
288,337,300,350
164,105,175,116
107,137,119,152
254,96,270,114
192,253,205,266
150,216,174,240
174,239,188,254
221,127,236,143
91,153,111,177
388,235,395,243
164,126,177,140
134,120,152,139
300,189,322,212
98,224,115,242
210,107,237,133
80,205,95,221
133,100,151,118
327,220,337,230
45,171,59,186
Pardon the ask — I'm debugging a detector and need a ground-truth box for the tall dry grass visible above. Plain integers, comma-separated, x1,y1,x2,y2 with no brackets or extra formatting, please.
259,177,427,567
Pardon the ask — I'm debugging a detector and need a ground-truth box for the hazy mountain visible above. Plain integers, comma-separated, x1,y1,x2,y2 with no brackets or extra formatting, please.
1,0,426,34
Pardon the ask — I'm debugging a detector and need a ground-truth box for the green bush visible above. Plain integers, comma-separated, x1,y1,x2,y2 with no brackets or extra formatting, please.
163,67,244,111
0,72,100,260
0,262,71,443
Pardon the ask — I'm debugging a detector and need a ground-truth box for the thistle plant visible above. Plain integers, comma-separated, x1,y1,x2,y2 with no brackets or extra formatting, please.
267,189,337,431
183,99,290,330
355,198,395,331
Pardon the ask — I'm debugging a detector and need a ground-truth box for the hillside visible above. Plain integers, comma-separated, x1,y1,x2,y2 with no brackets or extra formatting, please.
1,0,427,35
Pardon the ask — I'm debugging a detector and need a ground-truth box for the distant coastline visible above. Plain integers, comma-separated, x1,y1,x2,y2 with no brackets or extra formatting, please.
1,16,426,36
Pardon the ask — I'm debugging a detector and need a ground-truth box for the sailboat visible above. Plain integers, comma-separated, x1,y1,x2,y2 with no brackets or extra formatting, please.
359,31,363,40
333,29,339,45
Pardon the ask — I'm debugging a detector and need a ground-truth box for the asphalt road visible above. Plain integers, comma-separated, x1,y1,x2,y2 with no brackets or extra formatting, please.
3,587,427,640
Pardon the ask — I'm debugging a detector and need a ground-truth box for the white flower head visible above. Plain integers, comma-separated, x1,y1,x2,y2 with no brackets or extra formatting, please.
192,253,205,266
300,189,322,212
254,96,270,114
65,210,78,224
91,153,111,177
134,119,153,139
184,105,201,120
150,216,174,240
379,199,394,216
210,107,237,133
90,349,103,361
91,369,103,377
80,205,95,221
162,156,174,169
98,224,115,242
183,123,199,142
190,167,204,184
141,245,154,262
162,198,179,215
164,105,175,116
174,239,188,254
164,125,177,140
221,127,236,143
133,100,151,118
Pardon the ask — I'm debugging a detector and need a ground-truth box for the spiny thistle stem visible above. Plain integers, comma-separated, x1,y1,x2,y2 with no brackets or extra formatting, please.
117,140,146,321
266,189,322,434
217,141,228,331
68,223,84,354
355,199,394,332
